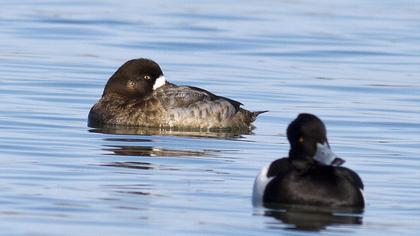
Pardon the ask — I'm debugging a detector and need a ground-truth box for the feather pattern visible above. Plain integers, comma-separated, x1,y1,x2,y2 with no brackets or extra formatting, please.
88,59,266,129
153,83,258,129
154,83,242,110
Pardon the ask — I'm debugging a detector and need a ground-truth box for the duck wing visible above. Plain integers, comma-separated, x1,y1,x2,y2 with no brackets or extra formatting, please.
154,83,243,112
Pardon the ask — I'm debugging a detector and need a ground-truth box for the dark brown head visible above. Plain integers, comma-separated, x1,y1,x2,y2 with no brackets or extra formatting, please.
102,58,166,99
287,113,344,168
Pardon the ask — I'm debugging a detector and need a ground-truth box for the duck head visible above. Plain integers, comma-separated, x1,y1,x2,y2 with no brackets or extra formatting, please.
102,58,166,99
287,113,345,169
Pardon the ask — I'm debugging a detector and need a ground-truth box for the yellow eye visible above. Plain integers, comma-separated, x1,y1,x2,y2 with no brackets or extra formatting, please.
299,137,304,143
144,75,151,80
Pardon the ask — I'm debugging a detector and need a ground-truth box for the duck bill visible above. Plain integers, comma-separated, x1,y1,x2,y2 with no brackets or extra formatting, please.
314,142,345,166
153,75,166,90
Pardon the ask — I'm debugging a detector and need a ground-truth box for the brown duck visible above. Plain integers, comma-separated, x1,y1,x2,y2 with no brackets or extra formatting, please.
88,58,266,130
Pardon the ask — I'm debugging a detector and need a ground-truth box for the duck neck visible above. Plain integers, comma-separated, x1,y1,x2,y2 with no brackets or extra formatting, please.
289,148,315,171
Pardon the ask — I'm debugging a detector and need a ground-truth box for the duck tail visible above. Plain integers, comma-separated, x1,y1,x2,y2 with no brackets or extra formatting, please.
251,110,268,122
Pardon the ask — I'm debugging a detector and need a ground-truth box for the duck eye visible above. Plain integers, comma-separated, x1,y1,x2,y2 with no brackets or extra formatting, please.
144,75,151,80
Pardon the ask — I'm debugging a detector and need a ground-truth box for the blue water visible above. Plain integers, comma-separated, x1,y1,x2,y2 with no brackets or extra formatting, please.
1,0,420,235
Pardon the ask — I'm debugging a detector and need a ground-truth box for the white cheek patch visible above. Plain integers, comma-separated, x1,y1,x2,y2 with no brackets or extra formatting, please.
252,165,273,206
314,142,339,165
153,75,166,90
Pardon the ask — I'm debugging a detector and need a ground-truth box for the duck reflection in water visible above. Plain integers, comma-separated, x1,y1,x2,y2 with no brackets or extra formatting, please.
91,127,222,157
103,145,213,157
262,204,363,232
89,125,248,139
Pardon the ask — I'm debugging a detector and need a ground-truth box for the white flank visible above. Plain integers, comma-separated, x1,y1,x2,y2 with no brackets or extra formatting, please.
360,188,366,204
252,165,273,206
314,142,339,165
153,75,166,90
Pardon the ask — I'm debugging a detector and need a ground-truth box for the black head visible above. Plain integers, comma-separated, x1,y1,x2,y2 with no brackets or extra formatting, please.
287,113,344,168
102,58,166,98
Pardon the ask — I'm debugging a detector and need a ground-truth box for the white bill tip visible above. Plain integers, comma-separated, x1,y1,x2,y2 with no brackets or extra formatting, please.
153,75,166,90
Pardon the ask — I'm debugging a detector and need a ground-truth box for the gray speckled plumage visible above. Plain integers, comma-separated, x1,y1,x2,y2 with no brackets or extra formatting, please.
153,83,260,129
88,58,266,130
